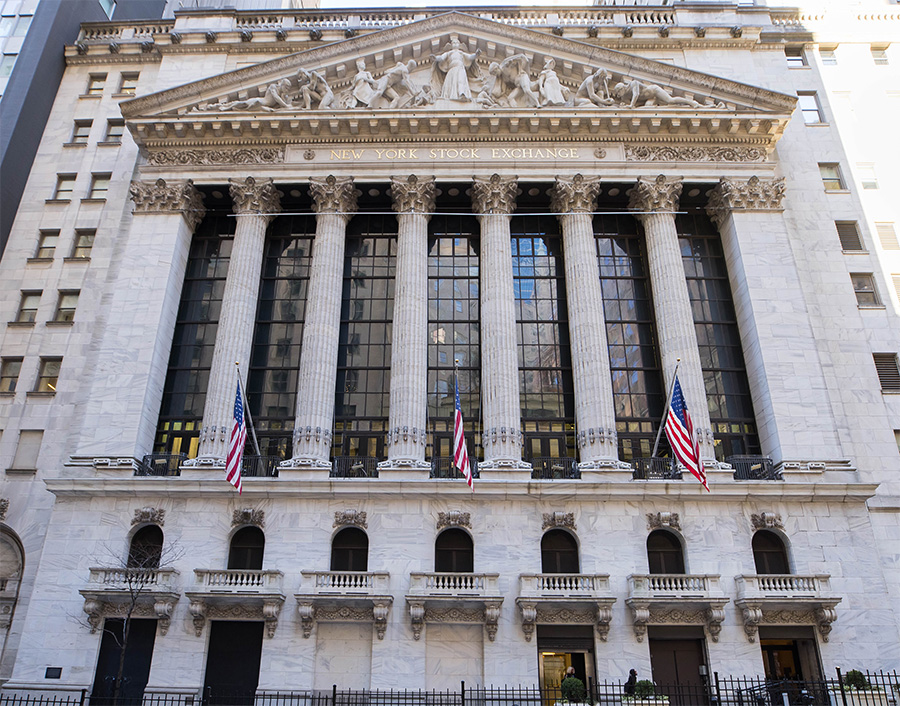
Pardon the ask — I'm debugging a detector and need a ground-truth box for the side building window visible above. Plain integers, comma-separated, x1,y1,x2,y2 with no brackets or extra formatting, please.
434,528,473,573
128,525,163,569
541,529,579,574
752,530,790,574
331,527,369,572
647,529,685,574
228,527,265,570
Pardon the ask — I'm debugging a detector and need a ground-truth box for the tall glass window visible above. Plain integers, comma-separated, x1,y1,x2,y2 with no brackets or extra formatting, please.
332,214,396,462
595,215,666,461
155,213,234,458
246,217,314,459
677,210,760,459
512,214,575,461
427,214,481,470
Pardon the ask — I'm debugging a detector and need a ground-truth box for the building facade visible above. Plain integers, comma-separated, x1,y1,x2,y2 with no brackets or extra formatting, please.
1,0,899,695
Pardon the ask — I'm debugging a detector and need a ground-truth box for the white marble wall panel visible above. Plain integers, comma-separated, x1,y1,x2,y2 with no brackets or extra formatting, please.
313,623,373,690
426,624,483,690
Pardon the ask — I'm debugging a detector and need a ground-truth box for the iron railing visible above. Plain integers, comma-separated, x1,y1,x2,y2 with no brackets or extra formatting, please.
136,454,185,477
330,456,379,478
430,457,480,479
727,455,782,481
240,455,280,478
631,456,682,480
530,457,580,480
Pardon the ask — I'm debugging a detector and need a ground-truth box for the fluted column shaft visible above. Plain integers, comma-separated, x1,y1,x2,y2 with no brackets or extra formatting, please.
551,175,619,465
384,175,436,466
629,175,714,458
287,176,358,467
471,175,526,467
196,177,281,461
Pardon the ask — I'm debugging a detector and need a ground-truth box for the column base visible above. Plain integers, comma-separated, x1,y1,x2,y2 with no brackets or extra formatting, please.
578,458,634,482
278,456,332,480
180,456,225,481
478,458,534,482
377,458,430,480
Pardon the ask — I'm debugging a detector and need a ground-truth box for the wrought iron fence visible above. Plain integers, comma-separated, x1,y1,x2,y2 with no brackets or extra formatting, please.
240,455,280,478
530,457,580,480
330,456,379,478
136,454,185,477
430,457,480,480
727,455,782,481
631,456,682,480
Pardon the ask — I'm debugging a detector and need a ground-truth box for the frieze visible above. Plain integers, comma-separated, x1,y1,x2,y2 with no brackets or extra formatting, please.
625,145,766,163
147,147,285,166
132,507,165,526
751,512,784,531
232,508,265,528
129,178,206,230
542,512,576,531
334,510,367,529
437,511,471,531
647,512,680,531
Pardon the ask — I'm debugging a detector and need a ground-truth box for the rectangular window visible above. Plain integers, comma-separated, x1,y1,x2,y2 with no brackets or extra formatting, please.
35,230,59,258
16,291,40,323
857,164,879,190
785,47,806,67
104,119,125,143
820,48,837,65
70,120,92,144
35,358,61,393
0,358,22,393
85,73,106,95
877,223,899,250
874,353,900,391
894,430,900,453
798,92,824,123
872,47,889,65
835,222,863,251
0,54,15,78
117,72,139,95
851,273,880,307
819,163,845,191
87,173,111,200
11,430,42,470
11,13,29,36
53,291,79,322
53,174,76,200
0,17,13,36
71,230,95,259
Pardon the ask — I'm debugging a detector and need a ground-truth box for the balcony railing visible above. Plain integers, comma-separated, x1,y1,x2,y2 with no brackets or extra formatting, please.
735,574,833,600
300,571,390,595
530,457,580,480
241,455,280,478
728,455,782,481
628,573,723,599
430,457,480,479
331,456,379,478
193,569,284,591
136,453,185,477
631,456,682,480
519,573,611,598
87,567,178,589
408,572,500,597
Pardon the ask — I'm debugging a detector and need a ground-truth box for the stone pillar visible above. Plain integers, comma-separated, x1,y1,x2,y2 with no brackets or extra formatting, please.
380,175,436,473
628,175,714,460
550,175,622,468
706,176,842,463
471,174,530,473
193,177,281,464
282,176,358,472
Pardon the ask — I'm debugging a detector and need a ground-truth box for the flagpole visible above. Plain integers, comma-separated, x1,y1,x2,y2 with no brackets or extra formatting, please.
235,362,262,457
651,358,681,458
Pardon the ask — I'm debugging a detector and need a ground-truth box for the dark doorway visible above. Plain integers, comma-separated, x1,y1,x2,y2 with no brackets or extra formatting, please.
91,618,157,706
759,627,822,681
536,625,595,692
649,627,708,706
203,621,264,705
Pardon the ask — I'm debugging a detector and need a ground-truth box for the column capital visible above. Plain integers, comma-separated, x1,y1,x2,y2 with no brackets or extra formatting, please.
471,174,518,215
229,176,281,219
550,174,601,215
390,175,436,215
309,175,359,220
129,178,206,230
705,176,786,227
627,175,682,215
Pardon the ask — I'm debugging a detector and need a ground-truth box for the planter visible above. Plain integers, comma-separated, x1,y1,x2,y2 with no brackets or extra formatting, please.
621,699,670,706
831,690,890,706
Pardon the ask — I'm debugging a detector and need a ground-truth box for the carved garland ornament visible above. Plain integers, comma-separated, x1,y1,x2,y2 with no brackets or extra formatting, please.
0,497,8,521
129,178,206,231
647,512,680,531
334,510,367,529
232,508,265,528
390,174,437,214
309,175,359,217
550,174,601,215
629,602,726,643
132,507,165,526
628,174,683,214
542,512,576,531
148,148,285,167
190,598,283,638
625,145,766,163
751,512,784,531
738,606,838,643
471,174,518,215
437,511,471,530
705,176,787,227
82,596,178,636
408,601,501,642
518,602,614,642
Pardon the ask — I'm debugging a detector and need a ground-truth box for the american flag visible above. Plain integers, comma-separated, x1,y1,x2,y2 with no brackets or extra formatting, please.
453,371,474,491
225,379,245,494
665,376,708,492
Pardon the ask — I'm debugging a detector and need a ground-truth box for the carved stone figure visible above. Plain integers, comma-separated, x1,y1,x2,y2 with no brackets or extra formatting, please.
366,60,418,109
484,53,539,108
612,78,701,109
476,61,505,107
296,68,334,110
537,58,569,106
432,38,481,102
346,58,377,108
574,68,615,107
208,78,293,112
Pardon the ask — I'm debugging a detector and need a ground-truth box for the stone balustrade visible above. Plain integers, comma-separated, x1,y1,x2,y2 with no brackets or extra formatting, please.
87,566,179,589
408,572,499,597
193,569,284,591
300,571,390,595
518,573,611,597
735,573,832,599
628,573,723,598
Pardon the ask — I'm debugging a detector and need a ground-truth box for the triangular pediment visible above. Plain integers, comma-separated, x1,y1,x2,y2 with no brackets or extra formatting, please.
121,11,795,148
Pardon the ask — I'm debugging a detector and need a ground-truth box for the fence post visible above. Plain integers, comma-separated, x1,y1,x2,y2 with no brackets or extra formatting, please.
460,681,466,706
331,685,337,706
836,668,849,706
79,690,87,706
714,672,721,706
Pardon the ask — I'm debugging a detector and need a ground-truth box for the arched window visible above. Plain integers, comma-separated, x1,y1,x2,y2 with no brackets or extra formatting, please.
541,529,579,573
647,530,685,574
228,526,265,570
434,528,473,573
331,527,369,572
752,530,790,574
128,525,163,569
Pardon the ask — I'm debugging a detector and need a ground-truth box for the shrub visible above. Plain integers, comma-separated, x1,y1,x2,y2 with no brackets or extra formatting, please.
561,676,587,703
844,671,870,691
634,680,656,699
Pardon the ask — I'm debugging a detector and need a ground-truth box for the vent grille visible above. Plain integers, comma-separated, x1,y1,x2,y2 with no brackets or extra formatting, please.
893,275,900,305
877,223,899,250
836,221,863,251
874,353,900,391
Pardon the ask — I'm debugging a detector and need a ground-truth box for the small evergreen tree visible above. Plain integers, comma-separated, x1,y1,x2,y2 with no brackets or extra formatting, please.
634,680,657,699
561,676,587,703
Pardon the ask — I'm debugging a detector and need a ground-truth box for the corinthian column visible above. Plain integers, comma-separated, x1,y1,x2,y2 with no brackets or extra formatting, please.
282,176,358,471
380,175,436,472
628,175,714,460
471,174,530,472
193,177,281,463
550,175,620,468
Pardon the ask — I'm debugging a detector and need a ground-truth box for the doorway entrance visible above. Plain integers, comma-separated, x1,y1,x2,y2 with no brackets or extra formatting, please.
91,618,157,706
648,627,709,706
759,627,822,680
203,621,264,705
536,625,595,697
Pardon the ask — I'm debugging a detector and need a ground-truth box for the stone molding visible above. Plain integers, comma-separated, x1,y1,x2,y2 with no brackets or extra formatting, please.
436,511,471,531
232,508,265,528
705,176,786,227
129,178,206,230
390,175,437,214
229,176,281,217
407,600,502,642
81,593,178,636
0,497,8,521
190,598,283,638
736,603,838,643
647,511,680,531
750,512,783,531
385,426,427,449
550,174,601,214
471,174,518,215
627,174,682,213
309,175,358,218
334,510,367,529
576,427,617,450
625,145,766,163
542,512,575,531
517,601,614,642
147,147,284,166
132,507,165,526
628,601,726,643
